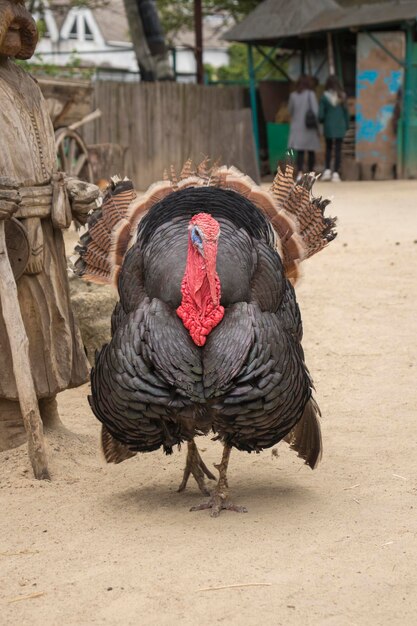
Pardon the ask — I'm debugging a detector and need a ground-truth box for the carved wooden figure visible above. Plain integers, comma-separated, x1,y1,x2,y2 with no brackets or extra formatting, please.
0,1,99,470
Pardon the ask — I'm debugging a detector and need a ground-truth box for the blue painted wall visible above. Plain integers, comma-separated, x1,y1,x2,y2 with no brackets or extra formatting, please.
356,33,404,169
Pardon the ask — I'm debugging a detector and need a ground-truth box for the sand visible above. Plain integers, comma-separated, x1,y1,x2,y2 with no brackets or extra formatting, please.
1,180,417,625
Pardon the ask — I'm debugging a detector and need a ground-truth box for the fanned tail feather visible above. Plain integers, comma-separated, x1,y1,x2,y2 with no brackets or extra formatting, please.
270,161,337,263
74,177,136,284
74,156,336,287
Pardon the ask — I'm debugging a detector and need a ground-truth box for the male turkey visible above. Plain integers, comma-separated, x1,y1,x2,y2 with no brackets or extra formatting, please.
75,159,336,516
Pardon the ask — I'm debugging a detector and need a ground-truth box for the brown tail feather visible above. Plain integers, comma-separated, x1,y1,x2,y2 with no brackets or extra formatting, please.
180,158,193,180
285,398,322,469
270,160,295,207
196,156,211,179
111,219,132,269
270,164,337,267
101,426,137,464
170,164,179,190
74,177,136,284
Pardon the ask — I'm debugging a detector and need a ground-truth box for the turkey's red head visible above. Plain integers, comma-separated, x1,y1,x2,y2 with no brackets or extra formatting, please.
176,213,224,346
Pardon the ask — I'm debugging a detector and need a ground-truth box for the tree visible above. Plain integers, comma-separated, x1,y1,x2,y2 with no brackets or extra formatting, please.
205,43,289,83
130,0,174,80
156,0,261,43
122,0,158,80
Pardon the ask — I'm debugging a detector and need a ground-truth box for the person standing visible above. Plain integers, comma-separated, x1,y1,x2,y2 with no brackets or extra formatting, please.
288,75,321,178
319,75,349,182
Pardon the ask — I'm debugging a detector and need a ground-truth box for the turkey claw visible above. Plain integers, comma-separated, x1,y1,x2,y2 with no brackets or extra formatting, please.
190,495,247,518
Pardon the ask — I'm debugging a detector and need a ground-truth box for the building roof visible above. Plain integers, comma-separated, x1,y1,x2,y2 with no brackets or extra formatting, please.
224,0,417,45
43,0,131,44
223,0,339,44
91,0,131,44
309,1,417,32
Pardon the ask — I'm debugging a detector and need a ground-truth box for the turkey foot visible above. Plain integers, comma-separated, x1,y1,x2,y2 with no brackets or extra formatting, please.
178,439,216,496
190,444,247,517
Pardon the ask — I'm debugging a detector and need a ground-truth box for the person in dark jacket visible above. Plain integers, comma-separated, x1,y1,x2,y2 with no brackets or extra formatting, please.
319,75,349,182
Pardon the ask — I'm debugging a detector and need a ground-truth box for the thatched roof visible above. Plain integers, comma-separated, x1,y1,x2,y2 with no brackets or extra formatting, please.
224,0,417,45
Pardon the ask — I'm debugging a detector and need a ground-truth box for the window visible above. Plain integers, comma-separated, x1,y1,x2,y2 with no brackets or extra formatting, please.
84,19,94,41
68,19,78,40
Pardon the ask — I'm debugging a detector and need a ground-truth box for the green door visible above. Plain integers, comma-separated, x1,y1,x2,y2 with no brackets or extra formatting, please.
402,37,417,177
267,122,290,173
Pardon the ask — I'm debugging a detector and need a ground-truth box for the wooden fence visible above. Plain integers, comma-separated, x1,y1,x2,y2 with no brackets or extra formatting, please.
82,81,259,188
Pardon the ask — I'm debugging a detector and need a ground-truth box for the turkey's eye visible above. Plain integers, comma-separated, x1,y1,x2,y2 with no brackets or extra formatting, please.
191,227,203,248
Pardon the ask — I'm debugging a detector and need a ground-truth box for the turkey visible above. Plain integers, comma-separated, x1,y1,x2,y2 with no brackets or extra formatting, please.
75,159,336,516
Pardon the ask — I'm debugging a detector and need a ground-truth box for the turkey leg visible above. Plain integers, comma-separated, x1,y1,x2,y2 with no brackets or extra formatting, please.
178,439,216,496
190,444,247,517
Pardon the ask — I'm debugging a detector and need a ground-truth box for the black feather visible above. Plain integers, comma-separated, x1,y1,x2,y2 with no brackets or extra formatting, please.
88,183,321,462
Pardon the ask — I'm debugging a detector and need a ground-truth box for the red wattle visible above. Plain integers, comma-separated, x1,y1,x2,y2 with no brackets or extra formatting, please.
176,225,224,346
177,276,224,346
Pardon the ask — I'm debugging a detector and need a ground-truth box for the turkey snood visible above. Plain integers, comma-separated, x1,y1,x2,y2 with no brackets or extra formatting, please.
176,212,224,346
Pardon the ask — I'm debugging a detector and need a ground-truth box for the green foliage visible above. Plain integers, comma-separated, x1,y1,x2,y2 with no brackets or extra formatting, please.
205,44,287,83
16,52,95,79
36,17,47,38
156,0,261,42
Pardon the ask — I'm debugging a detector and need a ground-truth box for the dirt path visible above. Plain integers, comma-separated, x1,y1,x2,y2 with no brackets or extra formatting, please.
1,181,417,625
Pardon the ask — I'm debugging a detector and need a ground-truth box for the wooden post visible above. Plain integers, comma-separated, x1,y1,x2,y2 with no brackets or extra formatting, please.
247,44,260,161
403,24,413,178
327,32,336,75
0,221,50,480
194,0,204,84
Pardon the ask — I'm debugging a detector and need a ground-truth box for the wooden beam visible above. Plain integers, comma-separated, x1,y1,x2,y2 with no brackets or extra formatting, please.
247,45,260,160
364,30,405,67
0,220,50,480
327,32,335,75
254,44,291,81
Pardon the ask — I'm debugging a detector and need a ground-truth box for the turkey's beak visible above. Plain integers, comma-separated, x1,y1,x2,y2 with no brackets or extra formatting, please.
203,241,219,305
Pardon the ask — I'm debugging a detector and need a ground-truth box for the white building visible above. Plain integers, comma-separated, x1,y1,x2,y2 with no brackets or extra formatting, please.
31,1,231,81
32,0,138,75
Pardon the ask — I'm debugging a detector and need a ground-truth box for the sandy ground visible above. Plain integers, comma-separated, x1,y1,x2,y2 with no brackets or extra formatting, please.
1,180,417,626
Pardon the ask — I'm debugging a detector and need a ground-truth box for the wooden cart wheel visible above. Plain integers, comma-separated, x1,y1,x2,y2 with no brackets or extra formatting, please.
55,127,94,183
